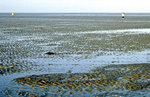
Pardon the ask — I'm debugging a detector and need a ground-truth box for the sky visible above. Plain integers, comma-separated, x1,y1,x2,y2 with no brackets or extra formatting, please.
0,0,150,13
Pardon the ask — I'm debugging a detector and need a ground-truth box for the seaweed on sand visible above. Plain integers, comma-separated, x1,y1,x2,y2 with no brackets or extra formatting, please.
12,64,150,96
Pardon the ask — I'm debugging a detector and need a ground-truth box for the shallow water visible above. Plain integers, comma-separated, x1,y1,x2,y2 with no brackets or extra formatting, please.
0,13,150,96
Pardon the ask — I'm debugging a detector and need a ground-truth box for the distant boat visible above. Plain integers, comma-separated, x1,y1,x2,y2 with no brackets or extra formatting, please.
12,12,14,16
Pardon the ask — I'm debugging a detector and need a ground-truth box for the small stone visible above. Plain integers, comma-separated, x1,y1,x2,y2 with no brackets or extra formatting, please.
45,52,56,55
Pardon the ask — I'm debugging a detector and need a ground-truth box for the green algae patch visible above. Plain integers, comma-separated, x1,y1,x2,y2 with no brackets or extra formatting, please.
0,64,22,75
13,64,150,96
92,64,150,91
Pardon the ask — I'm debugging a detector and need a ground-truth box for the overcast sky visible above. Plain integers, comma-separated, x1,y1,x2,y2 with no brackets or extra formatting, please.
0,0,150,13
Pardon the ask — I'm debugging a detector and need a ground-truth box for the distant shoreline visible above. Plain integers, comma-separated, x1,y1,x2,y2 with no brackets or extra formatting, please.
1,13,150,16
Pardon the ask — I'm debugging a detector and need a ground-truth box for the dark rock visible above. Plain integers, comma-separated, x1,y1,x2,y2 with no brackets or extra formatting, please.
45,52,56,55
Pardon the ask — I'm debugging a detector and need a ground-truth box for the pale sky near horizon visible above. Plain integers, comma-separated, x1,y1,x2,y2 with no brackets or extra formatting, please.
0,0,150,13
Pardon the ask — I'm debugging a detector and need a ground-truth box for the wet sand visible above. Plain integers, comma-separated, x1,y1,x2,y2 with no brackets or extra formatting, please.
1,64,149,96
0,13,150,96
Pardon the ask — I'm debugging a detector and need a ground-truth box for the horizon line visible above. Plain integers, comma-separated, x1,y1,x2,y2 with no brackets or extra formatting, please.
0,12,150,13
